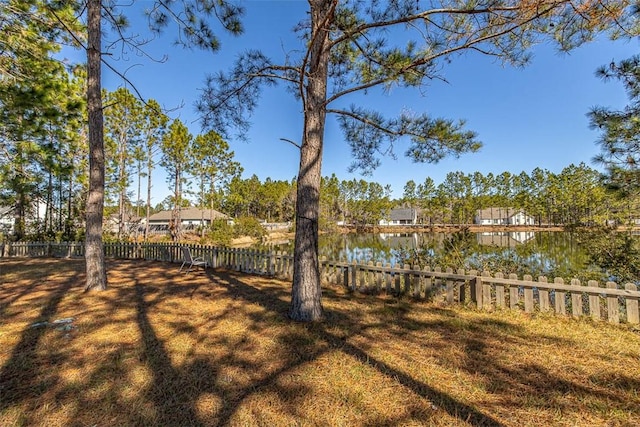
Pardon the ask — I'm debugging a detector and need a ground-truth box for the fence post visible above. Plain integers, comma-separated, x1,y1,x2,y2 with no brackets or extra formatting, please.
523,274,534,313
423,266,432,300
468,269,478,306
343,265,349,290
266,251,273,276
481,271,492,310
403,264,410,294
588,280,601,321
351,261,357,292
286,254,293,280
434,266,442,297
456,268,466,303
385,265,392,294
360,262,369,289
446,267,454,304
509,273,519,310
570,278,582,317
606,282,619,324
495,272,505,308
539,276,549,312
625,283,639,324
554,277,566,315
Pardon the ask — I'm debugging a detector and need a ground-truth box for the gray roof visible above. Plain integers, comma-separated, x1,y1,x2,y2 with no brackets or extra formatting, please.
389,208,417,221
148,207,228,221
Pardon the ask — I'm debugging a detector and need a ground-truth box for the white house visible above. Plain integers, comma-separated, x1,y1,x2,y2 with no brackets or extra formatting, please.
474,207,534,226
379,208,418,226
104,212,143,235
0,206,14,235
0,202,48,236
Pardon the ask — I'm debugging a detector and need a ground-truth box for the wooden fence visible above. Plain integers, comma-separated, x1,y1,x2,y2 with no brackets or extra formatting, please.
2,241,638,325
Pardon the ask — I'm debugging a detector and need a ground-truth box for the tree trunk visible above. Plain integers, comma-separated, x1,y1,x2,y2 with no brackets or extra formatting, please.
171,165,182,242
145,158,152,241
118,142,126,239
201,178,205,238
289,0,334,322
136,162,142,219
84,0,107,291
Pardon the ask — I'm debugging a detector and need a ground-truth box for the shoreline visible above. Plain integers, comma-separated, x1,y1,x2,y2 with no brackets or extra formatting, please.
337,225,566,233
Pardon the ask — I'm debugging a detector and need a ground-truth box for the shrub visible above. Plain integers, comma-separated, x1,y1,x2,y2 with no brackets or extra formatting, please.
233,217,266,240
206,219,233,246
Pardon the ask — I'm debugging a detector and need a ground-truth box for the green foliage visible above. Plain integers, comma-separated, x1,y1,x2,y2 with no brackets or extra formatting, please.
392,230,602,281
575,226,640,284
200,0,633,174
103,89,143,203
189,130,242,227
589,55,640,197
221,175,295,222
205,219,233,246
339,178,392,228
146,0,244,50
0,0,86,241
233,216,266,240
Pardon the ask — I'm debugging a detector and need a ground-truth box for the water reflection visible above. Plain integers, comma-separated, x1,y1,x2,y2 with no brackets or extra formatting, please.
264,231,596,277
477,231,536,247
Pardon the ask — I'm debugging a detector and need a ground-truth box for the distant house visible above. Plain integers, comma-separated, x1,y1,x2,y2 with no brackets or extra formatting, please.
379,208,418,226
146,207,229,232
475,207,534,226
104,212,142,235
0,203,48,236
0,206,14,235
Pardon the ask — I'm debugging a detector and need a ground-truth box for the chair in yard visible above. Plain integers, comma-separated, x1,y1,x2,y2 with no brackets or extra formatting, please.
179,246,209,273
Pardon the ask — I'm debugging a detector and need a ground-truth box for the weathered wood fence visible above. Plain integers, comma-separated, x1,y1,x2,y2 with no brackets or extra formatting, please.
2,241,638,325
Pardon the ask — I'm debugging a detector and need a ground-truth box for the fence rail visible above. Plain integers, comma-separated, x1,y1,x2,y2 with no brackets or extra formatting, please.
2,241,638,325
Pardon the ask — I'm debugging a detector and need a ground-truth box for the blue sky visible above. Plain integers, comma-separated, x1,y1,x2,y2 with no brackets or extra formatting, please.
86,1,639,204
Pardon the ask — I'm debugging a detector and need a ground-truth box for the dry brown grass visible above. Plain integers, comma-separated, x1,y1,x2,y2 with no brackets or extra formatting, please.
1,258,639,427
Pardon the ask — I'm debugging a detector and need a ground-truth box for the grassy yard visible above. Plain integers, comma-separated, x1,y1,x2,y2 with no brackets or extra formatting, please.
0,258,639,426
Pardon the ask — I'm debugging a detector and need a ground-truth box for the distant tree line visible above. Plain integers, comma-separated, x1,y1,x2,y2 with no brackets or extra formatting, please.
2,84,637,244
398,165,620,227
1,77,635,243
149,163,639,231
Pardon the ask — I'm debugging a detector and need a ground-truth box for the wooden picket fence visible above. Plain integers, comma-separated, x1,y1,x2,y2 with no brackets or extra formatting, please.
1,241,638,325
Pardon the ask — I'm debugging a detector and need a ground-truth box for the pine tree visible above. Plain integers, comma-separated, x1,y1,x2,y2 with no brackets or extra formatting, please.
199,0,633,321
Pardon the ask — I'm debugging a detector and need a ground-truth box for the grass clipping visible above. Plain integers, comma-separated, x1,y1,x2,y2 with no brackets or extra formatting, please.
1,258,639,426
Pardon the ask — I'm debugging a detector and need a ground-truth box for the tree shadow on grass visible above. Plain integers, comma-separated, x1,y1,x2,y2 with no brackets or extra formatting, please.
0,265,42,319
135,267,316,425
209,269,506,426
0,263,80,421
209,269,640,425
133,280,208,426
3,260,637,426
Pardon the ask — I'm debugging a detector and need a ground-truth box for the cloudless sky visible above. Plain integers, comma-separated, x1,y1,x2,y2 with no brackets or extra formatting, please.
81,1,640,205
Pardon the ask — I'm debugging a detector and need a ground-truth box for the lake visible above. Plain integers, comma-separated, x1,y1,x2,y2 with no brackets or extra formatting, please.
265,230,598,278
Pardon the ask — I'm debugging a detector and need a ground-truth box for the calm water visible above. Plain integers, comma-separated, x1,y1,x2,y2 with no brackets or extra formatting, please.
265,231,595,278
